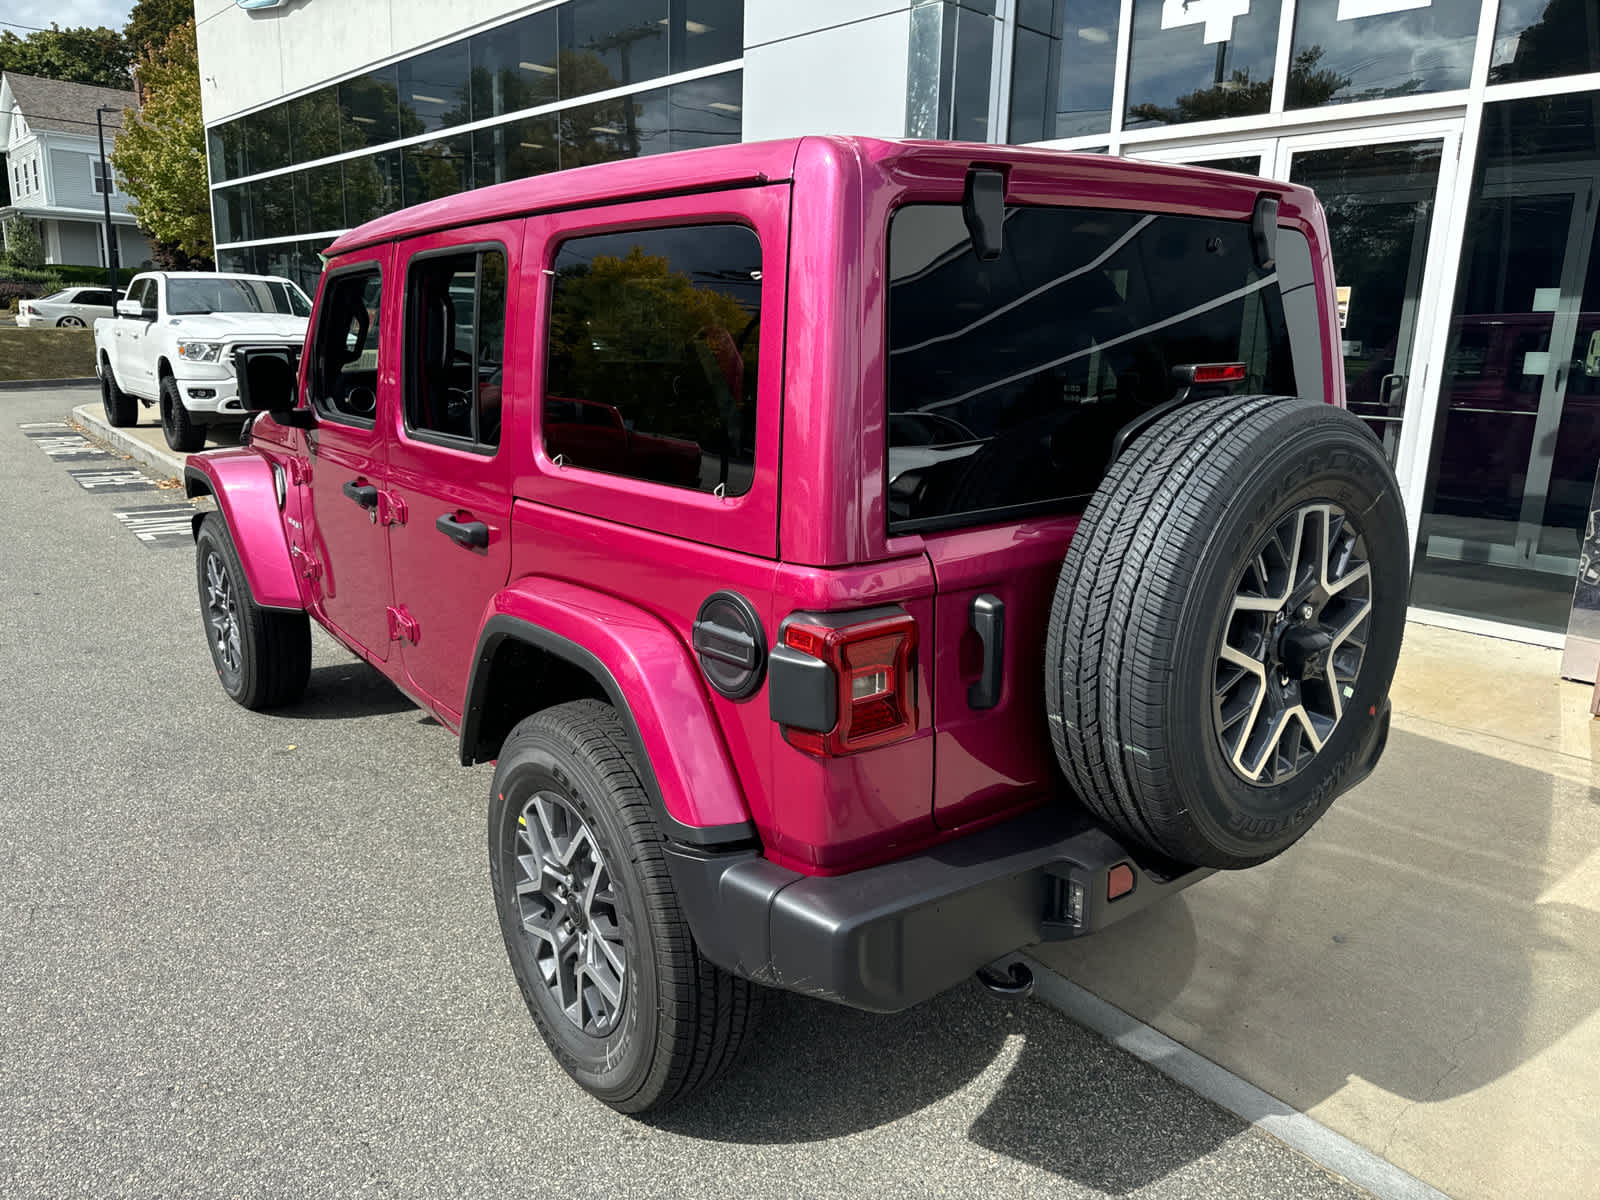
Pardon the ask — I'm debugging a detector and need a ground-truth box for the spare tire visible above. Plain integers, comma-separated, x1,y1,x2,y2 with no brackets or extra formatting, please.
1045,394,1408,869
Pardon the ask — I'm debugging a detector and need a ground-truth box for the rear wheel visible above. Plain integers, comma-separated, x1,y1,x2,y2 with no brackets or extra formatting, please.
160,375,206,452
194,513,311,709
489,700,762,1113
58,315,86,328
1045,395,1408,869
101,359,137,427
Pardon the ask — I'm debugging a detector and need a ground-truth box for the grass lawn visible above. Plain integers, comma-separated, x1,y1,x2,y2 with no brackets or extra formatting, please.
0,326,98,382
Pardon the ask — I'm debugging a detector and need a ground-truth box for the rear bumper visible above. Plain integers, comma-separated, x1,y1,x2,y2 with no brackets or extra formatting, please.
669,700,1391,1013
666,805,1211,1014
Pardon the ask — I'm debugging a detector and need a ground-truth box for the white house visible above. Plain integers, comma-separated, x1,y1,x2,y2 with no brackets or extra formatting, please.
0,72,154,270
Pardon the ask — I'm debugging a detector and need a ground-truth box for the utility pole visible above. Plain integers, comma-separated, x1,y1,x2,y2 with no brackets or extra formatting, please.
95,105,120,293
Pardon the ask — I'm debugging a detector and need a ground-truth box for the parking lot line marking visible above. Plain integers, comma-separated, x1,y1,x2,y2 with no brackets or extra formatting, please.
1021,960,1451,1200
113,505,194,548
66,468,158,493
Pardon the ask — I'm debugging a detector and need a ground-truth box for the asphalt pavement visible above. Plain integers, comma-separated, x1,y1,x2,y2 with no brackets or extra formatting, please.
0,386,1372,1199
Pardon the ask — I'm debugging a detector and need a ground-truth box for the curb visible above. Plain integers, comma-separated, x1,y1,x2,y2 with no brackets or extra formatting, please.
1018,958,1451,1200
72,402,187,479
0,377,98,391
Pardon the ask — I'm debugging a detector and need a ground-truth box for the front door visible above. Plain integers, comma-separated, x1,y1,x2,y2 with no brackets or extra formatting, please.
383,228,518,720
298,255,394,661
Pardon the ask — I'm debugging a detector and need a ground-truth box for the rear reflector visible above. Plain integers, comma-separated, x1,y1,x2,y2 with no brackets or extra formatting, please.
1191,362,1247,385
1107,863,1136,901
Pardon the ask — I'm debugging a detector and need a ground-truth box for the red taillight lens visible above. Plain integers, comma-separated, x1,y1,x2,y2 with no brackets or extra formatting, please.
1191,362,1247,384
781,612,918,756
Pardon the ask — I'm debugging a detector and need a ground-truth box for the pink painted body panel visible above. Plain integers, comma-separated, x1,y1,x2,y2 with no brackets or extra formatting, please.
485,565,753,831
185,448,304,611
214,137,1344,877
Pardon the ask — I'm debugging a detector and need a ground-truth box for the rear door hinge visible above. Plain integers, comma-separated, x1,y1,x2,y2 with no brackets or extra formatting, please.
288,458,312,485
378,489,407,527
290,544,321,581
386,605,420,644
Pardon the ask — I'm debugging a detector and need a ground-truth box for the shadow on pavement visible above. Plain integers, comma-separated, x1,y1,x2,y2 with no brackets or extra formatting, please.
654,903,1209,1194
262,662,416,721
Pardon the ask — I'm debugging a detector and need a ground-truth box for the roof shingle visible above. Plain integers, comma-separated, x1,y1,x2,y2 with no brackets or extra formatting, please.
2,72,138,135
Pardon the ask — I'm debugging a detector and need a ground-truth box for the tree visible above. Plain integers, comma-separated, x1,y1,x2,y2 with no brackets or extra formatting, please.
123,0,192,67
2,216,46,269
0,25,131,88
111,22,212,265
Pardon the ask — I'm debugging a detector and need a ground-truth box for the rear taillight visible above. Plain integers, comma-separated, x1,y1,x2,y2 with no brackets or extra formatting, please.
774,611,919,756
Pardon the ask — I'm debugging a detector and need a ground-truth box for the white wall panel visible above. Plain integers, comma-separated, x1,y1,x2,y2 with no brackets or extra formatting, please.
742,9,909,140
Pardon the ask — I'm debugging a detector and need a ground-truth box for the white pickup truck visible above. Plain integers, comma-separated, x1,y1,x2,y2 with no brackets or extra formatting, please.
94,271,313,452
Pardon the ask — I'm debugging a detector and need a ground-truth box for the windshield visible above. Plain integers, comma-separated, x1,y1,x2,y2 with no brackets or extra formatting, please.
167,276,311,317
886,203,1324,532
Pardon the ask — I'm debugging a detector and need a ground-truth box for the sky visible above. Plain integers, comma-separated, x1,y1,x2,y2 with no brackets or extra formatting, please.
1,0,140,36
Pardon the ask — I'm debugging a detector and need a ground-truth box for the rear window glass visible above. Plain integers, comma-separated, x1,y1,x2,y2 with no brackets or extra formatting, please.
886,203,1322,533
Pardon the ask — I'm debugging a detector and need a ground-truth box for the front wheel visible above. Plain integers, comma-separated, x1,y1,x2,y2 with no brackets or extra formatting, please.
194,512,311,709
160,375,206,452
489,700,763,1113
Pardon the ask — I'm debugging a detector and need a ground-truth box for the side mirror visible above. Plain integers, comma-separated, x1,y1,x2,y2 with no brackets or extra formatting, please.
116,298,143,319
234,344,315,428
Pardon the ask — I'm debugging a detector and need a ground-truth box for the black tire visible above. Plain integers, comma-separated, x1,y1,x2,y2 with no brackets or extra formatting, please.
101,358,137,427
194,512,311,709
489,700,763,1113
1045,395,1408,869
58,315,86,327
160,375,206,452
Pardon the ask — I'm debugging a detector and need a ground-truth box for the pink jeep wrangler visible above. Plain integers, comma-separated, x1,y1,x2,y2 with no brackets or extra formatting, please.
187,137,1407,1113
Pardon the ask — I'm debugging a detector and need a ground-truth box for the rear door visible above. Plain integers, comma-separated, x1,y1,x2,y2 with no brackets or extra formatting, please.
884,199,1323,828
383,224,519,720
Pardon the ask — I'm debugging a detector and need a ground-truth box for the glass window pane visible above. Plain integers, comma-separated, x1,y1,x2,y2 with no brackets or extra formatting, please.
1008,25,1053,143
1054,0,1119,137
559,88,668,167
1126,0,1283,129
952,7,996,143
340,66,401,149
1492,0,1600,84
1288,0,1476,108
212,184,250,244
469,10,559,121
560,0,670,101
669,0,743,73
403,136,473,207
546,223,763,496
1193,155,1261,174
473,117,560,188
1415,93,1600,633
478,251,507,447
667,73,741,153
208,121,248,184
253,172,294,239
286,85,343,163
399,40,471,135
244,105,292,176
886,203,1305,530
312,269,383,425
342,151,402,227
1017,0,1059,35
406,251,482,440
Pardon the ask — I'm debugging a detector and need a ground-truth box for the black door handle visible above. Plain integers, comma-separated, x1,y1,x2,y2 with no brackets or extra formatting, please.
341,480,378,508
969,593,1004,710
436,512,488,549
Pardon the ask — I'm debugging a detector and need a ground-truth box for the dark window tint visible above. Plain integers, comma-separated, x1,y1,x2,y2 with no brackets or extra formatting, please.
405,247,508,448
403,136,474,206
80,290,113,306
399,41,471,134
1125,0,1282,129
886,204,1313,532
311,269,383,425
473,116,560,187
560,0,670,100
1491,0,1600,84
546,223,762,495
670,0,743,72
1008,24,1056,144
340,66,401,148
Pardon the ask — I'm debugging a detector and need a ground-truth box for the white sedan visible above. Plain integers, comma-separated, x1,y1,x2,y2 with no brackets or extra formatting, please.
17,286,124,328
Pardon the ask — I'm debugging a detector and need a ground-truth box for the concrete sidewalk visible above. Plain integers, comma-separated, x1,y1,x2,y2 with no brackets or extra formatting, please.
69,393,241,480
1034,623,1600,1200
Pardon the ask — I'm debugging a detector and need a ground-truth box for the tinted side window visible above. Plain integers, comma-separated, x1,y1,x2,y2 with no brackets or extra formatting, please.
545,224,761,496
311,269,383,425
404,247,508,449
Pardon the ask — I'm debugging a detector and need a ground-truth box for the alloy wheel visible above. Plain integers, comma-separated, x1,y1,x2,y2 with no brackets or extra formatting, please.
203,550,242,677
512,791,627,1036
1213,502,1373,785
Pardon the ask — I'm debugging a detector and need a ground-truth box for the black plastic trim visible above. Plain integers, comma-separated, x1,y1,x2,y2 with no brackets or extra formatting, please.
968,594,1004,710
460,613,759,848
692,590,768,701
767,645,836,732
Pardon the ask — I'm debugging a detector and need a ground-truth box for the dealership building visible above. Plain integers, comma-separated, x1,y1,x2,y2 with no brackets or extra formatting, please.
195,0,1600,647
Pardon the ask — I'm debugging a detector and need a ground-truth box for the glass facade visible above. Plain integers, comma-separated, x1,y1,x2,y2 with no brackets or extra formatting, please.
208,0,743,292
994,0,1600,638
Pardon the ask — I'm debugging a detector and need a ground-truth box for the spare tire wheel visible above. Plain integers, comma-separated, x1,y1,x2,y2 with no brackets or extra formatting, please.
1045,394,1408,869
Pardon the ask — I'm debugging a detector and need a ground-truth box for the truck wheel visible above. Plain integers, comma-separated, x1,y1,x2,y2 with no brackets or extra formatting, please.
1045,395,1409,869
488,700,763,1113
194,512,311,710
160,376,206,452
101,359,137,427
